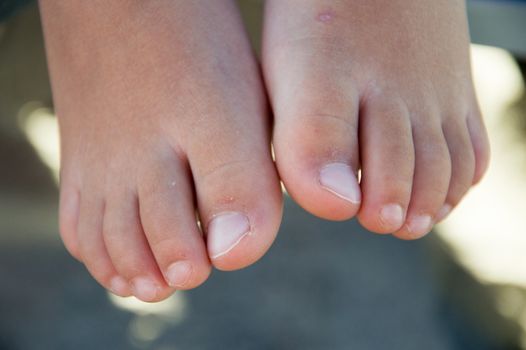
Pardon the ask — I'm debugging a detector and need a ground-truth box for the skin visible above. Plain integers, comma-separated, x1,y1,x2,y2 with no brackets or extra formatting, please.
263,0,490,238
39,0,490,301
40,0,283,302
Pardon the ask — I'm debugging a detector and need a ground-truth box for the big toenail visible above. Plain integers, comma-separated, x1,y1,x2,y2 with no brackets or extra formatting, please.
436,204,452,222
319,163,361,203
109,276,131,296
207,212,250,259
131,277,161,301
166,261,192,288
380,204,404,229
407,215,433,237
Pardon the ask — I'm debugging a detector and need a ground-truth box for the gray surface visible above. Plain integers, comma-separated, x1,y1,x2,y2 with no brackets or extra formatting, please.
468,1,526,57
0,199,455,350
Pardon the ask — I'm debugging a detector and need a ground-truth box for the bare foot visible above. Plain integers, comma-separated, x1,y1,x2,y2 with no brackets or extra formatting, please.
262,0,490,239
40,0,282,302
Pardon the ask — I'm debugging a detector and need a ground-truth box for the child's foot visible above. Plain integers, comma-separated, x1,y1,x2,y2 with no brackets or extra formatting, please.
40,0,282,301
262,0,490,239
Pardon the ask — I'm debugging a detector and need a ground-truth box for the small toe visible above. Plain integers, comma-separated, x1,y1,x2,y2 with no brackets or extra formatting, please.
357,95,414,233
438,115,476,220
103,188,173,302
138,154,212,290
58,184,82,261
467,106,491,185
393,117,451,240
76,194,132,297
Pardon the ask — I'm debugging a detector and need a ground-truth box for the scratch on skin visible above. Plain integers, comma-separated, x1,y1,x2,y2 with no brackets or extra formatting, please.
219,196,235,205
316,9,336,23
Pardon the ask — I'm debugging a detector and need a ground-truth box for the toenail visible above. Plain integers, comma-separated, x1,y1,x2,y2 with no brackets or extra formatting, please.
166,261,192,288
207,212,250,259
131,277,161,302
380,204,404,229
109,276,131,296
436,204,452,222
319,163,361,203
407,215,433,237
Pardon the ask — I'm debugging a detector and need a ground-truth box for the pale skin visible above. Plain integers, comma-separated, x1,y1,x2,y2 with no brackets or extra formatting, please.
39,0,490,302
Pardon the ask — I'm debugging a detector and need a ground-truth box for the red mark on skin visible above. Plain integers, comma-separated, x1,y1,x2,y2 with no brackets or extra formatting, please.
317,10,335,23
218,196,235,205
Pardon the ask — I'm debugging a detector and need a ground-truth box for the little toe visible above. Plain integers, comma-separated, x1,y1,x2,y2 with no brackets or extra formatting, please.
76,194,132,297
437,115,476,221
58,184,82,261
467,106,491,185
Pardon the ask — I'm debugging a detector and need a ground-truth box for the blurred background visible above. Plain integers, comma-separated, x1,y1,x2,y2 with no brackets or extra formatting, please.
1,0,526,349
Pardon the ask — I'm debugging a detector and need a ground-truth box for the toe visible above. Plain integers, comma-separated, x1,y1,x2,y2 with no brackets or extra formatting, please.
138,153,212,290
199,168,282,270
436,115,476,221
58,184,82,261
194,157,283,271
188,133,283,271
467,105,491,185
77,194,132,297
393,116,451,240
103,188,173,302
271,76,362,221
357,94,414,233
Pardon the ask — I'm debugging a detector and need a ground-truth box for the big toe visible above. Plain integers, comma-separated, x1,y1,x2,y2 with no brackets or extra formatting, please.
188,127,283,271
264,41,361,220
